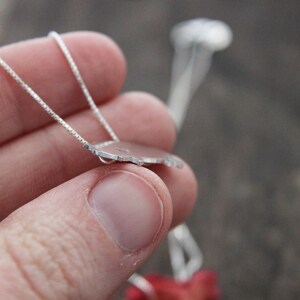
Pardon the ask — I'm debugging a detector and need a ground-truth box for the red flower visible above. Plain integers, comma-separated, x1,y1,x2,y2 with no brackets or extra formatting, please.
125,270,220,300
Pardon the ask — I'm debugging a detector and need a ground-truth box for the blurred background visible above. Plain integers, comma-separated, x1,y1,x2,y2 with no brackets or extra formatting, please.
0,1,299,299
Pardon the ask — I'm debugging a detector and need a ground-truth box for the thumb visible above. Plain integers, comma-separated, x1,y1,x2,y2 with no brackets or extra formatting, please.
0,164,173,300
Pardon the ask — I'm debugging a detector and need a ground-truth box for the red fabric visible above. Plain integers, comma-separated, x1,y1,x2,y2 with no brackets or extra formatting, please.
125,270,220,300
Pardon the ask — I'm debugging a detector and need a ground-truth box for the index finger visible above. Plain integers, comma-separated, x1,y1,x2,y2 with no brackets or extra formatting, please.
0,31,126,145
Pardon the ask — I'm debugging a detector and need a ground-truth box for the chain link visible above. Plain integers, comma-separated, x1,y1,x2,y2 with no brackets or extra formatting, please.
0,57,89,146
49,31,119,142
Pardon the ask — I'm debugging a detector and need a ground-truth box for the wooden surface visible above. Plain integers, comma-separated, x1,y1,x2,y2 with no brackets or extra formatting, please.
1,1,299,299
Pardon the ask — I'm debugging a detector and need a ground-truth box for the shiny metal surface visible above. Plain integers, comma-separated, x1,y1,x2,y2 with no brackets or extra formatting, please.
87,141,183,168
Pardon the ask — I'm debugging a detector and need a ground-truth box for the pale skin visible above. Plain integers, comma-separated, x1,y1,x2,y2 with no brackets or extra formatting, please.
0,32,197,299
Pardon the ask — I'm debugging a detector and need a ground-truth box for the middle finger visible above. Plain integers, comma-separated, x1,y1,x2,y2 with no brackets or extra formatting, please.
0,92,176,219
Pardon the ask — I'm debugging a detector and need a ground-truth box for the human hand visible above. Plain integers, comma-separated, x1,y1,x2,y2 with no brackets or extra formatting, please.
0,32,197,300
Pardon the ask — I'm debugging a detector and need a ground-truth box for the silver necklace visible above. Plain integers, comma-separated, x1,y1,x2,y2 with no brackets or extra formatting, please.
128,18,232,297
0,23,232,298
0,31,182,168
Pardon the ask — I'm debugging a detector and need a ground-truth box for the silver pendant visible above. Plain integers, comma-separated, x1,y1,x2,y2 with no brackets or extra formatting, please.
85,141,183,168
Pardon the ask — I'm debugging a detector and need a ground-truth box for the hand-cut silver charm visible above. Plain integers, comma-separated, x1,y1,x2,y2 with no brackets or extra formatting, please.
0,31,183,168
86,141,183,167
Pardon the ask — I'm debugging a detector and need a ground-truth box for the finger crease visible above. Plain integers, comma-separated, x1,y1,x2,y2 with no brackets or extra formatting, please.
3,237,44,300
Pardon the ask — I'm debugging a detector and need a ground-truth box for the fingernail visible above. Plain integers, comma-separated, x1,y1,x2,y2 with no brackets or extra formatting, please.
88,171,163,252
